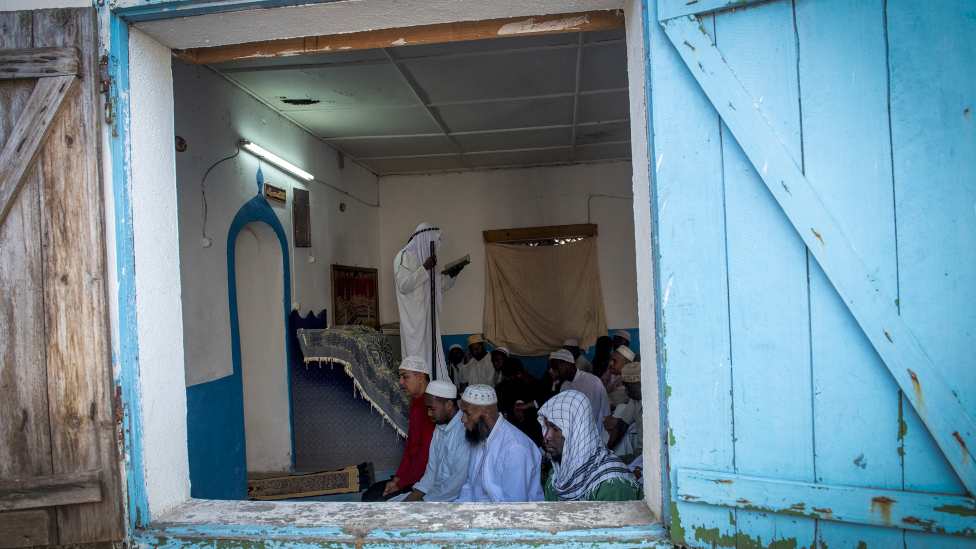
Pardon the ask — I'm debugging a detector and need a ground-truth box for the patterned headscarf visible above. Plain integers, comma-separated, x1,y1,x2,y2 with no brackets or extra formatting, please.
538,390,637,501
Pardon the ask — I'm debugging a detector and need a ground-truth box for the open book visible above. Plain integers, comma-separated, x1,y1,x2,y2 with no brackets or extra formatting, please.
440,254,470,275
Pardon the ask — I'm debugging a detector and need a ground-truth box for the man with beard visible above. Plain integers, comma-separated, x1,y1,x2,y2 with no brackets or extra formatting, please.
490,346,510,386
400,380,471,502
455,385,543,502
464,334,495,386
538,390,643,502
549,349,610,427
361,356,434,501
447,344,466,391
604,362,643,460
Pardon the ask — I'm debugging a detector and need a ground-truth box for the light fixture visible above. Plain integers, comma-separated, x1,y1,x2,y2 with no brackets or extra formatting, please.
239,139,314,181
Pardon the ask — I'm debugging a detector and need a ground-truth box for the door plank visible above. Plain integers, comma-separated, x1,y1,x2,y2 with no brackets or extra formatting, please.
0,74,77,227
678,469,976,536
0,47,80,79
0,472,101,511
712,3,818,547
32,7,122,543
0,509,56,549
0,10,56,494
649,10,736,546
658,0,768,21
176,10,625,66
794,0,906,546
663,14,976,497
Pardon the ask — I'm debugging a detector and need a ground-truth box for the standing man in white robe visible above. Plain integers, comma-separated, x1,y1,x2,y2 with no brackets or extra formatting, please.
455,385,543,502
395,223,465,383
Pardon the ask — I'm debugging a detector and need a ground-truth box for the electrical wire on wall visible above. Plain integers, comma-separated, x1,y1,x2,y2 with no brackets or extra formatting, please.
201,144,241,240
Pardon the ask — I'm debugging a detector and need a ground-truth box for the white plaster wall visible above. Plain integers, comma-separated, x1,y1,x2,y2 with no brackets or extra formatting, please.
236,222,292,473
172,61,380,387
128,27,190,518
377,162,638,337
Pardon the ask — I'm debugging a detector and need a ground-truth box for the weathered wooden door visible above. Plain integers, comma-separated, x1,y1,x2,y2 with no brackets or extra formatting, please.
0,8,123,547
649,0,975,546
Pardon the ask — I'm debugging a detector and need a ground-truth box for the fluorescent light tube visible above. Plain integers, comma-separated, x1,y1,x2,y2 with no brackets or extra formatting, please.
240,140,314,181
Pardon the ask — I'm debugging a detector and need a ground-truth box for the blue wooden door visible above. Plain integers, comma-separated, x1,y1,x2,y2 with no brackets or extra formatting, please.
646,0,976,547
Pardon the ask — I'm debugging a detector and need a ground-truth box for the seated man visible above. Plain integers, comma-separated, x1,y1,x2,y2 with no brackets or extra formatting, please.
612,329,631,350
601,345,636,409
447,343,467,391
590,336,614,379
490,346,510,386
494,357,546,446
538,390,643,501
455,385,543,502
563,339,593,373
464,334,495,386
549,349,610,427
400,380,471,502
604,362,643,460
361,356,435,501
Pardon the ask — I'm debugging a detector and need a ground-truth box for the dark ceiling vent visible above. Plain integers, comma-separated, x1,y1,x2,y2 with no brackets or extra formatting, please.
280,98,320,105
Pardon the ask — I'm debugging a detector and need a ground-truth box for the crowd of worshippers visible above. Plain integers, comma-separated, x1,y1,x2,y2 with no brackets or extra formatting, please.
361,330,645,503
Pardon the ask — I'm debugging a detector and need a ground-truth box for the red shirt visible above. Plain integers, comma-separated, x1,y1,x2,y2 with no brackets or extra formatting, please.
394,394,436,488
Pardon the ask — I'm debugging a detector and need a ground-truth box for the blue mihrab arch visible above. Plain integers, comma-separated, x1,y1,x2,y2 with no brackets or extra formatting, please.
186,165,294,500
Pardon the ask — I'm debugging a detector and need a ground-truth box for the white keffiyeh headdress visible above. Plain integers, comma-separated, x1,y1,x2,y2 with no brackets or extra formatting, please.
538,390,637,501
399,222,444,310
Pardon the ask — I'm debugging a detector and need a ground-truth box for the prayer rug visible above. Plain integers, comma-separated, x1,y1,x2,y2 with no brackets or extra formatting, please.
247,462,373,500
297,326,410,437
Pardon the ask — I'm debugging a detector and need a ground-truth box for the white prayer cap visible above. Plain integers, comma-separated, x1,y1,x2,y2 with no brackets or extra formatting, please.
563,339,580,347
426,380,457,399
613,330,631,342
549,349,575,365
448,344,463,352
399,356,430,376
614,345,635,362
492,346,510,357
621,362,641,383
461,384,497,405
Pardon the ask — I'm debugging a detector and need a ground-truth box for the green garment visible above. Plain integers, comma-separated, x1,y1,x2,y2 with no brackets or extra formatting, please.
543,470,644,502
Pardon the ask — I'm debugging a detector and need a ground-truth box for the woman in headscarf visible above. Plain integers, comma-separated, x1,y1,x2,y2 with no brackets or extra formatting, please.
394,222,465,383
537,390,643,501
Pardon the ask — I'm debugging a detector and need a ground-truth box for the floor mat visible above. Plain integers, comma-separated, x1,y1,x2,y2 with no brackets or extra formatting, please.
247,462,372,500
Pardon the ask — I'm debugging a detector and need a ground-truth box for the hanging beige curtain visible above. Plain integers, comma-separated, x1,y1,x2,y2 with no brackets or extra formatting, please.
483,237,608,356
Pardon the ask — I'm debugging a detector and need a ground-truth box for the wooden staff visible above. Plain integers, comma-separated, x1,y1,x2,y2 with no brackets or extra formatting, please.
429,241,437,381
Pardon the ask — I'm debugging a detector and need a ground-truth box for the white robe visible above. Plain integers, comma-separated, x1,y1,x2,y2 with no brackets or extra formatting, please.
464,353,494,386
560,370,611,427
413,410,471,501
456,417,543,502
395,249,455,382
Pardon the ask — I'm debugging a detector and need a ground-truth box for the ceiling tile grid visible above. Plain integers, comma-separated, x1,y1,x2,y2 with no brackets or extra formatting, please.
209,27,630,175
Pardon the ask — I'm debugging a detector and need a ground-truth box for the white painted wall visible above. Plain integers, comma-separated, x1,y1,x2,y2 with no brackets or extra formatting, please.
377,162,638,337
0,0,88,10
172,61,380,388
129,26,190,518
236,222,292,473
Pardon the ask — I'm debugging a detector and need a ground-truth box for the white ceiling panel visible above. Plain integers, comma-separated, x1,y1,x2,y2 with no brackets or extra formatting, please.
226,64,420,112
575,121,631,146
465,148,572,169
391,33,579,59
329,135,457,158
580,42,629,92
402,48,579,103
573,142,632,162
360,155,467,174
435,96,576,133
453,127,574,153
290,107,441,138
577,90,630,124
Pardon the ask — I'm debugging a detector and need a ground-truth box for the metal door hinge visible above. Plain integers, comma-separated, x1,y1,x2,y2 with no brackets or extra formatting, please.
99,54,115,126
